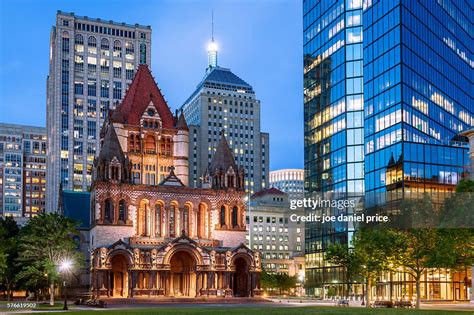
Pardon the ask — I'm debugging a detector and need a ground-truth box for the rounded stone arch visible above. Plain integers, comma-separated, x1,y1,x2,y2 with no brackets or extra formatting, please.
62,31,70,38
162,243,204,266
137,198,152,236
106,248,134,266
230,252,253,267
196,202,209,239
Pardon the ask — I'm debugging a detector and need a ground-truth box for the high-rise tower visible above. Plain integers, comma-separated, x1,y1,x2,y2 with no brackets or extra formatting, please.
180,33,269,194
46,11,152,211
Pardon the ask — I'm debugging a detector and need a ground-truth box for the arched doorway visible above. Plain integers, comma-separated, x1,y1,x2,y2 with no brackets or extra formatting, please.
169,251,196,297
233,257,249,297
111,254,129,297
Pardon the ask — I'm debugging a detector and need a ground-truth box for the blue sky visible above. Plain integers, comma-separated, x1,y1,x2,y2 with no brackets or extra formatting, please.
0,0,303,170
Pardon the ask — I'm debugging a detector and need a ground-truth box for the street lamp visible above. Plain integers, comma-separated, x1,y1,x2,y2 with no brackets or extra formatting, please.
59,259,73,310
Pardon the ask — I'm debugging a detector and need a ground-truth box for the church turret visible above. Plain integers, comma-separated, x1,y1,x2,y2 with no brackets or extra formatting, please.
206,133,244,190
94,120,131,184
173,112,189,186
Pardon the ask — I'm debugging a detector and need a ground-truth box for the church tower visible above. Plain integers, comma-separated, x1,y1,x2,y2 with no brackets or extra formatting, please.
203,133,245,190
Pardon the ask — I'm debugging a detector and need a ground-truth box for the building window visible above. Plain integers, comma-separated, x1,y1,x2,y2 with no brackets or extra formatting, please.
113,81,122,99
87,36,97,54
220,206,226,227
125,42,134,60
113,40,122,58
74,34,84,53
232,206,238,228
88,79,96,96
118,199,126,222
140,43,146,64
104,198,114,222
169,205,176,237
155,203,162,236
100,80,109,98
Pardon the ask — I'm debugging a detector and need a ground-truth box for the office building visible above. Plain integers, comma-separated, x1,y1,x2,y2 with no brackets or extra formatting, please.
46,11,152,212
180,36,269,194
0,123,47,218
269,169,305,199
247,188,305,281
303,0,472,300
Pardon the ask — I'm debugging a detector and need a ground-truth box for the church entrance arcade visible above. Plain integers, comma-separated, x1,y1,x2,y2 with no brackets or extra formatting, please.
169,250,197,297
111,254,129,298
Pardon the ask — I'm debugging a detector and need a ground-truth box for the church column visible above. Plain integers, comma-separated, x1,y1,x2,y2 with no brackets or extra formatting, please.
128,271,133,297
196,272,201,296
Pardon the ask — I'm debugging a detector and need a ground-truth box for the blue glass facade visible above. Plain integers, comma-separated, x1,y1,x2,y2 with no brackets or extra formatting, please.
304,0,472,299
304,0,365,298
364,0,472,212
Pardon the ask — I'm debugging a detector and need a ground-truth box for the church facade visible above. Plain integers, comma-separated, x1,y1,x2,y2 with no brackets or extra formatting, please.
88,65,261,298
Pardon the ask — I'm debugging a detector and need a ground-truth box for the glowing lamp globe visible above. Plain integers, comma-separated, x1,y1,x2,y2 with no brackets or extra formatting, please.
208,41,218,52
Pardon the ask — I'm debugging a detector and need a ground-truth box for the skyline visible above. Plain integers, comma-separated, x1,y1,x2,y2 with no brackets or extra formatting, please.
0,0,303,171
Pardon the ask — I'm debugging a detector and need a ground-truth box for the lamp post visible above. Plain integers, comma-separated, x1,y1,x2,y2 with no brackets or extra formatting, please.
59,259,73,310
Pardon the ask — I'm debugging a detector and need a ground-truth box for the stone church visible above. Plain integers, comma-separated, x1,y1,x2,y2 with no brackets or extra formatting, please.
89,64,261,298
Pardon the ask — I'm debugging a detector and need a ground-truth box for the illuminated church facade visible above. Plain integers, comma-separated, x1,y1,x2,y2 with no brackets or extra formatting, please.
89,64,261,298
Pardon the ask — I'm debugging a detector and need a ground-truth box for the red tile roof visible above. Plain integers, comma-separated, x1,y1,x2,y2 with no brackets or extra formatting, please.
113,64,175,129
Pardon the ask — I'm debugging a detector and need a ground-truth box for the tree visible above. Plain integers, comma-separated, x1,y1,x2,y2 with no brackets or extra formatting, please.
351,228,396,307
0,217,20,300
325,242,364,296
260,270,277,294
390,228,437,309
438,181,474,228
275,273,297,295
16,213,83,306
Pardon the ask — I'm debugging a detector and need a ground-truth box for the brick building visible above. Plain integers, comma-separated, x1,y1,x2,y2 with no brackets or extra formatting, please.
88,65,261,298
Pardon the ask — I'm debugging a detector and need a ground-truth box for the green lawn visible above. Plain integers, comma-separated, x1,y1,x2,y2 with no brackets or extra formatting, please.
34,306,473,315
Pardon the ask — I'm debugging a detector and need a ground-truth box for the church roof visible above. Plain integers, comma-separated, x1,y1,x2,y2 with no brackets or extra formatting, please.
209,133,238,174
159,167,185,187
97,121,126,163
175,112,189,131
113,64,175,129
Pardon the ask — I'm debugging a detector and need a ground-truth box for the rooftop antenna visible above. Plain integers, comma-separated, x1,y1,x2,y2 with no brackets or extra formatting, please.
207,9,218,70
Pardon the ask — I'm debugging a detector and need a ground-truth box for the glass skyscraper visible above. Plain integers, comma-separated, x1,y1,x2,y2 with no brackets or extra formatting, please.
304,0,472,300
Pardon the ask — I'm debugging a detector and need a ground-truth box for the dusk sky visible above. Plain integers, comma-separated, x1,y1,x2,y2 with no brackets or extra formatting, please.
0,0,303,170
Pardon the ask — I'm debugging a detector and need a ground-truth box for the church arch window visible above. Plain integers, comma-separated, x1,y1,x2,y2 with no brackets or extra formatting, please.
181,205,190,235
138,199,150,237
169,204,176,237
155,203,162,237
145,134,155,153
197,203,206,238
104,198,114,222
219,206,226,227
232,206,239,228
118,199,126,222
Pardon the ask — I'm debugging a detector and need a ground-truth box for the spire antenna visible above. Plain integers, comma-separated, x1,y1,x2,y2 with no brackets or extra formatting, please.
207,9,218,70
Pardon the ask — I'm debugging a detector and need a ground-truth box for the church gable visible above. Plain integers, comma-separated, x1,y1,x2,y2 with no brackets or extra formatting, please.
113,64,175,129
